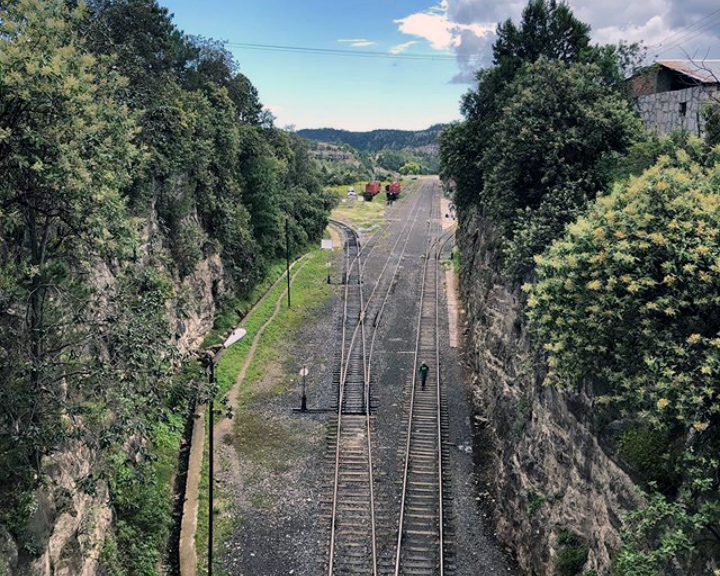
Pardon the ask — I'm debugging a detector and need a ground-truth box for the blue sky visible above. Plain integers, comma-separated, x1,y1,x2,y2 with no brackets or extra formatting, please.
162,0,466,130
160,0,720,131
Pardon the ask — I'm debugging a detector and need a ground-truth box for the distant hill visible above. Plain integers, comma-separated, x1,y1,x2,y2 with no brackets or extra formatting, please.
297,124,446,152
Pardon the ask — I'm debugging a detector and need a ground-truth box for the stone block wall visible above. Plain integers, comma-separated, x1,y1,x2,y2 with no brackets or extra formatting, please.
637,86,719,136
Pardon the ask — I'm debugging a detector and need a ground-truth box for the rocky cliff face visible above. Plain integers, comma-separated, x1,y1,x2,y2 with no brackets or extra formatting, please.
459,207,640,575
2,210,224,576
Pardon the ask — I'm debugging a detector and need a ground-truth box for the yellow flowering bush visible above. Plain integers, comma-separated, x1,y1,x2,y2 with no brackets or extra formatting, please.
526,151,720,574
528,154,719,429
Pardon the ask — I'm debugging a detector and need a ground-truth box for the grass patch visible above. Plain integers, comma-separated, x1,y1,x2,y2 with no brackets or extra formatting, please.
202,260,288,348
212,255,311,401
195,414,238,576
451,246,460,274
233,411,299,472
195,247,333,574
331,195,386,233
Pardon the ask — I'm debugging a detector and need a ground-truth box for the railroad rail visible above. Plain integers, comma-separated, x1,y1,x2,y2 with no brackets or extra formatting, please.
394,211,455,576
324,184,431,575
325,219,377,575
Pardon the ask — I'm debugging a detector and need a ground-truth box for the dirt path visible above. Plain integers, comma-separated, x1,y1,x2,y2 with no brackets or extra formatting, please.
179,257,308,576
214,258,308,447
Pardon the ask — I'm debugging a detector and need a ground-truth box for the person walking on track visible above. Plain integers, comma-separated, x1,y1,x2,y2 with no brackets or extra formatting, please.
419,362,429,389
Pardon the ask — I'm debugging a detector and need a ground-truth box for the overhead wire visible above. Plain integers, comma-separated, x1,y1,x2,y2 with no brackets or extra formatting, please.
645,7,720,51
653,20,720,58
224,41,457,61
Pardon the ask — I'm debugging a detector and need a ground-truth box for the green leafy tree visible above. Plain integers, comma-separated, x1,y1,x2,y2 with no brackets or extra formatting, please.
484,58,642,276
526,150,720,574
377,149,406,172
0,0,137,524
399,161,421,175
444,0,594,209
493,0,590,75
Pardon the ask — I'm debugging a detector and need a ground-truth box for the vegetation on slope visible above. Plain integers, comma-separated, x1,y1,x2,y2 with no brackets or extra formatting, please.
526,144,720,575
309,140,437,186
0,0,333,573
440,0,719,573
298,124,445,151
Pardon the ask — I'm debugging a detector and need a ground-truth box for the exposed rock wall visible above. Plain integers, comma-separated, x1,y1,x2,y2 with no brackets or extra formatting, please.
4,209,225,576
458,207,640,575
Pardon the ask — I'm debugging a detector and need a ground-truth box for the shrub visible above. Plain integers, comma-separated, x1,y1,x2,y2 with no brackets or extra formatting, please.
616,425,680,492
526,151,720,573
171,219,207,278
556,529,589,576
527,151,720,437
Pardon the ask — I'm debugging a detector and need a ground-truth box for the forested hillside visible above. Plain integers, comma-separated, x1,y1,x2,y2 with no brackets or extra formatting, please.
0,1,333,574
441,0,720,574
298,124,445,152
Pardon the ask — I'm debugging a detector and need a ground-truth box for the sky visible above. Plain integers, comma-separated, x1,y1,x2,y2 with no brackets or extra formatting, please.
160,0,720,131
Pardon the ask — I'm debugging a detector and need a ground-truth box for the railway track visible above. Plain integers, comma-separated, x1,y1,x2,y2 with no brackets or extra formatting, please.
324,186,429,575
324,182,452,576
394,211,455,576
325,218,377,576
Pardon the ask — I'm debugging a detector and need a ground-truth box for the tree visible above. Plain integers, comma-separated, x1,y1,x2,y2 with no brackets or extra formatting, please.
493,0,590,76
399,161,421,175
443,0,594,210
526,149,720,574
482,58,642,276
0,0,137,509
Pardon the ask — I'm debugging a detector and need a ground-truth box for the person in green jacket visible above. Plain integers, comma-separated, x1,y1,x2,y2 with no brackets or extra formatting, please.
419,362,429,388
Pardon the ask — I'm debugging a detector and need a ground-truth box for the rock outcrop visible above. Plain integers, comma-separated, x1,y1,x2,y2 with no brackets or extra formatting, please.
4,210,225,576
459,207,640,575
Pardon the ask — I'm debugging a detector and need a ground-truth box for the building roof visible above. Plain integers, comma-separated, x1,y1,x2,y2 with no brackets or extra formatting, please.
655,60,720,84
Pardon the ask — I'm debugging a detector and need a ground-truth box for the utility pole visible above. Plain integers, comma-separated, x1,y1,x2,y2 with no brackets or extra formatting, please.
208,360,215,576
286,217,291,309
207,328,246,576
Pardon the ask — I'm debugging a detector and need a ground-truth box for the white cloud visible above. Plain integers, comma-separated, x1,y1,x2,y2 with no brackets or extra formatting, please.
394,10,455,49
394,1,496,82
338,38,376,47
394,2,493,51
592,15,671,48
395,0,720,84
389,40,419,54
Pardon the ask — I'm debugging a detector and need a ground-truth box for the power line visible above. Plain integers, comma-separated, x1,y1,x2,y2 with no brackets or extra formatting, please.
653,21,720,58
646,9,720,53
224,41,457,62
646,7,720,50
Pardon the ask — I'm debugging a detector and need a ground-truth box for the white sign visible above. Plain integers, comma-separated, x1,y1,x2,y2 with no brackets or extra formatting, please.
299,367,308,376
321,239,333,250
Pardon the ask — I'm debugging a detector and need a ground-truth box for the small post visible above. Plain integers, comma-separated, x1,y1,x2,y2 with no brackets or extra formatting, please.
300,366,308,412
286,218,291,309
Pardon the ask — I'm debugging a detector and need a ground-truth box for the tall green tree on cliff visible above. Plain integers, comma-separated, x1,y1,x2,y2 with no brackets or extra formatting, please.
440,0,641,276
0,0,137,507
441,0,592,210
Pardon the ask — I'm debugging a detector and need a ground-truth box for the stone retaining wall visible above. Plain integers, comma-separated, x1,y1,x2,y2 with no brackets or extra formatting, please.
637,86,719,136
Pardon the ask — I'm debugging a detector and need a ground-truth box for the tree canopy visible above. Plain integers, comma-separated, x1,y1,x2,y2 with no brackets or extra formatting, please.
440,0,641,276
0,1,334,572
